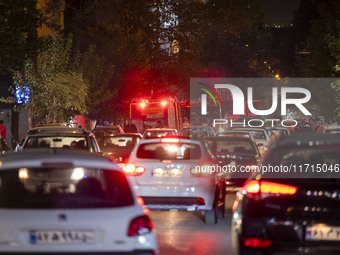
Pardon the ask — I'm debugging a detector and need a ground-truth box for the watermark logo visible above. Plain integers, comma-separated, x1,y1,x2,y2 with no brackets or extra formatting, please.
196,82,222,115
200,84,311,116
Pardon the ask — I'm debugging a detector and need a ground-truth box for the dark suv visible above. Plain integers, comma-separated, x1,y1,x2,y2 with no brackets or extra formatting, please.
19,127,100,153
232,133,340,255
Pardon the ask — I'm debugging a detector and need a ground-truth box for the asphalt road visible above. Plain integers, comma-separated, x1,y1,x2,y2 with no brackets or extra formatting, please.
149,194,236,255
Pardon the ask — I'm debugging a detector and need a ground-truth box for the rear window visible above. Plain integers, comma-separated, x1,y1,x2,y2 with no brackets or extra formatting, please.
99,136,140,152
24,136,88,150
137,142,201,159
207,140,257,155
248,131,266,140
182,128,208,137
0,168,134,208
143,130,177,138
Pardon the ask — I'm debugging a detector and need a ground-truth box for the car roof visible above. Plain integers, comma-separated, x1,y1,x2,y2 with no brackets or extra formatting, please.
35,123,72,128
101,133,142,138
205,136,253,142
144,128,177,131
27,127,91,136
217,130,251,134
182,126,213,129
0,150,116,170
138,137,200,145
93,126,120,130
233,127,266,131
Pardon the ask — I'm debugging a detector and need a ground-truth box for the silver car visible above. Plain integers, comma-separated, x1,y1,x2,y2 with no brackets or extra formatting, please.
123,137,226,224
0,150,157,254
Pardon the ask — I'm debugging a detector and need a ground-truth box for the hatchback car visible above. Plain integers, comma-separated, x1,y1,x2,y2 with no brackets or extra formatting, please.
98,133,143,168
205,136,260,190
232,133,340,255
0,150,157,254
233,128,270,156
124,137,225,224
19,127,100,153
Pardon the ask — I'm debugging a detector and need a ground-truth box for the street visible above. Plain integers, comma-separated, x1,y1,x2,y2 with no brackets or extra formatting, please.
150,194,235,255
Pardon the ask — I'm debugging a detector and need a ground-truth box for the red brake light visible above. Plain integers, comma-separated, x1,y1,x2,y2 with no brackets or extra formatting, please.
242,180,297,196
123,164,145,176
137,197,145,206
261,181,297,195
161,138,179,143
244,238,272,248
243,180,260,194
127,215,153,236
137,197,149,214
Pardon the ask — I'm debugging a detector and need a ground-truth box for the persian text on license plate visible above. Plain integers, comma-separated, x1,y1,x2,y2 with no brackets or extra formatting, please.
152,169,183,178
306,225,340,241
30,230,94,244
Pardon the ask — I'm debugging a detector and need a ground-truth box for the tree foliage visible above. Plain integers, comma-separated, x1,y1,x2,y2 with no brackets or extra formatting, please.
12,34,114,123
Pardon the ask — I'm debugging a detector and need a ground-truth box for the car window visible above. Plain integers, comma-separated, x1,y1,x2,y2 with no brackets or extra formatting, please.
24,136,88,150
248,130,266,140
137,142,201,159
99,136,139,151
0,168,134,208
206,140,257,155
144,130,176,138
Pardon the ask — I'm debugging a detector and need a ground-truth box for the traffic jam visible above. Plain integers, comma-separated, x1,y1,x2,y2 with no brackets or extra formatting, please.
1,1,340,255
0,91,339,255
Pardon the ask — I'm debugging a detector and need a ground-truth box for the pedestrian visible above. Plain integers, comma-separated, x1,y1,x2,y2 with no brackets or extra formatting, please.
0,120,7,140
124,119,137,133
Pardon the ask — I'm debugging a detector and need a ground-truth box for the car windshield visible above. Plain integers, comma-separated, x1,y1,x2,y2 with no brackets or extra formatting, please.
137,142,201,159
0,168,134,209
99,136,140,152
24,136,88,150
206,140,257,155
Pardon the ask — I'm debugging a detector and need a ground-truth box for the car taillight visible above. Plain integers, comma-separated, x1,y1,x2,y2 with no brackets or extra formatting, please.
123,164,145,176
244,238,272,248
127,215,153,236
242,180,297,196
137,196,149,214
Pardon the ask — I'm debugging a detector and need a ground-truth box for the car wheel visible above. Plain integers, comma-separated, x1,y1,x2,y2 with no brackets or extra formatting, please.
217,202,225,218
205,206,217,224
217,181,226,218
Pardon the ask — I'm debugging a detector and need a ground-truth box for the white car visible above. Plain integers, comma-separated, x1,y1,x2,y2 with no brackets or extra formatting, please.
123,137,226,224
0,150,157,254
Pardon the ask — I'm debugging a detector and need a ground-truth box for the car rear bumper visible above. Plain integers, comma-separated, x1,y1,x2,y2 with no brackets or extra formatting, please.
235,216,340,254
243,242,340,255
141,196,212,211
131,184,215,211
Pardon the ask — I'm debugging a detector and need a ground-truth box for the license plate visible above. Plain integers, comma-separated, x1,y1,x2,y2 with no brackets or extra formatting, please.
152,169,183,178
306,225,340,241
30,230,94,244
